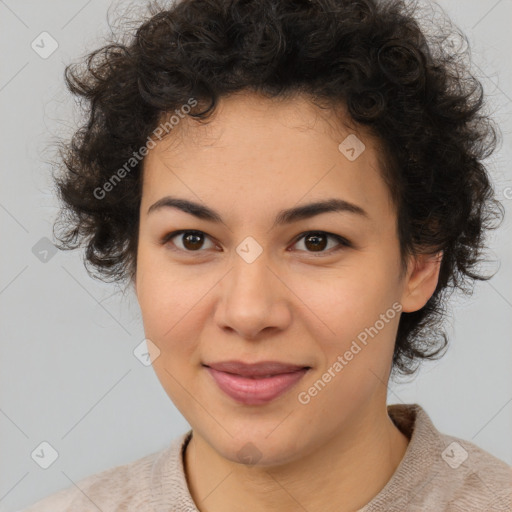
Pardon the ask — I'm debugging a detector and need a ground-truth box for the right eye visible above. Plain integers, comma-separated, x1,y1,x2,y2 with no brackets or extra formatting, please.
160,230,219,253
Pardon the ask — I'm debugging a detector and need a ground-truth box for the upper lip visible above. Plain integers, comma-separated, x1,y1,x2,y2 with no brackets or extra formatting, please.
204,360,310,377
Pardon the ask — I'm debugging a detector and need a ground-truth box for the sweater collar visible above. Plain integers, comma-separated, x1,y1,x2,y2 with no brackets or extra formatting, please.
150,403,442,511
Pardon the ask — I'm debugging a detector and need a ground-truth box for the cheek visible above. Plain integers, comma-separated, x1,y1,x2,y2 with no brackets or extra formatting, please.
303,259,401,386
136,254,205,407
135,246,215,362
305,263,400,336
138,278,201,346
136,246,184,344
302,276,399,415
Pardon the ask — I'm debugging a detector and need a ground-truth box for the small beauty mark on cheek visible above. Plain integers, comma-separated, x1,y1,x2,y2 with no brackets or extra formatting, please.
338,134,366,161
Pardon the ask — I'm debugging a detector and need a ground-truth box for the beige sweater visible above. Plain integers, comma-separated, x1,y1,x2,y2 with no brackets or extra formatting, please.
20,404,512,511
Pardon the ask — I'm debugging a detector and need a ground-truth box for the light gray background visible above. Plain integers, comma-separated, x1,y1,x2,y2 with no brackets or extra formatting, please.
1,1,511,510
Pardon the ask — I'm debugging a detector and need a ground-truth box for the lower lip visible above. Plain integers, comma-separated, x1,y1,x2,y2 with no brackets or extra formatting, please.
206,367,309,405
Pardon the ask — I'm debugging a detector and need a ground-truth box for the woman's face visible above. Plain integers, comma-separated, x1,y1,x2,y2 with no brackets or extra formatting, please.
135,92,437,465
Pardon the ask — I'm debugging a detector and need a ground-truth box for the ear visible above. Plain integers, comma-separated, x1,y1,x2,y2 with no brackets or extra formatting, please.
400,251,443,313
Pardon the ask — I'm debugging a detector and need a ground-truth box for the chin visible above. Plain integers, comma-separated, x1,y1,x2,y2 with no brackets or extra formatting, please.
203,425,308,468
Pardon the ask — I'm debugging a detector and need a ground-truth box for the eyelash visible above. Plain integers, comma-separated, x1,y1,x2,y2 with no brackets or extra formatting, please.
159,230,352,257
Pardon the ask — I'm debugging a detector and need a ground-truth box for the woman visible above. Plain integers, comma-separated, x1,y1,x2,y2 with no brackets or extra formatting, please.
22,0,511,510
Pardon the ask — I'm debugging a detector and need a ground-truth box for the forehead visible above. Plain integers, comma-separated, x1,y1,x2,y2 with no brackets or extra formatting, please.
149,91,368,156
141,92,394,225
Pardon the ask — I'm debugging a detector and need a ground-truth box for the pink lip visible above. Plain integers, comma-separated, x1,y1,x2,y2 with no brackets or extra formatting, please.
204,361,310,405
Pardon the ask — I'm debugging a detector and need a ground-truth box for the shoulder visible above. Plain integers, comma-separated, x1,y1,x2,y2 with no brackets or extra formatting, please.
19,434,189,512
386,404,511,512
438,433,512,511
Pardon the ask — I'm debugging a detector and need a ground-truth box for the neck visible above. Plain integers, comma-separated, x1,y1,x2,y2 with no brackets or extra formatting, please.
183,403,410,512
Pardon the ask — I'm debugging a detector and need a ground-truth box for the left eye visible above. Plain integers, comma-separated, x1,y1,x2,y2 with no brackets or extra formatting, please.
161,230,350,255
292,231,351,255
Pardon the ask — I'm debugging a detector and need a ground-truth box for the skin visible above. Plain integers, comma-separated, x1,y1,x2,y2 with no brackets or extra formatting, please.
134,91,441,512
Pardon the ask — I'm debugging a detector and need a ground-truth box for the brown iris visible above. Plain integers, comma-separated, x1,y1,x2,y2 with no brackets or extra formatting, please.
303,232,328,252
181,232,205,251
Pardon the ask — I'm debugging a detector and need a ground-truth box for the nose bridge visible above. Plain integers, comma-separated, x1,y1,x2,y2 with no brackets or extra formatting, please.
227,244,274,309
228,233,271,292
216,241,290,338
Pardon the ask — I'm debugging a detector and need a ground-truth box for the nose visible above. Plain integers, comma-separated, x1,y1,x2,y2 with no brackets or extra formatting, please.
213,252,292,340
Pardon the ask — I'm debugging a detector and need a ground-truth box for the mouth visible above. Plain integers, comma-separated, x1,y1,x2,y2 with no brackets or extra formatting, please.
202,360,311,405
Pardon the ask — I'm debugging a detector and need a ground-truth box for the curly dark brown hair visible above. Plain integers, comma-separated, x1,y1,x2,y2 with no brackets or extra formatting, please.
52,0,503,376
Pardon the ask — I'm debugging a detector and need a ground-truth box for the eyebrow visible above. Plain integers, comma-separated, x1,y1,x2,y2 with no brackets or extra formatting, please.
147,196,368,227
